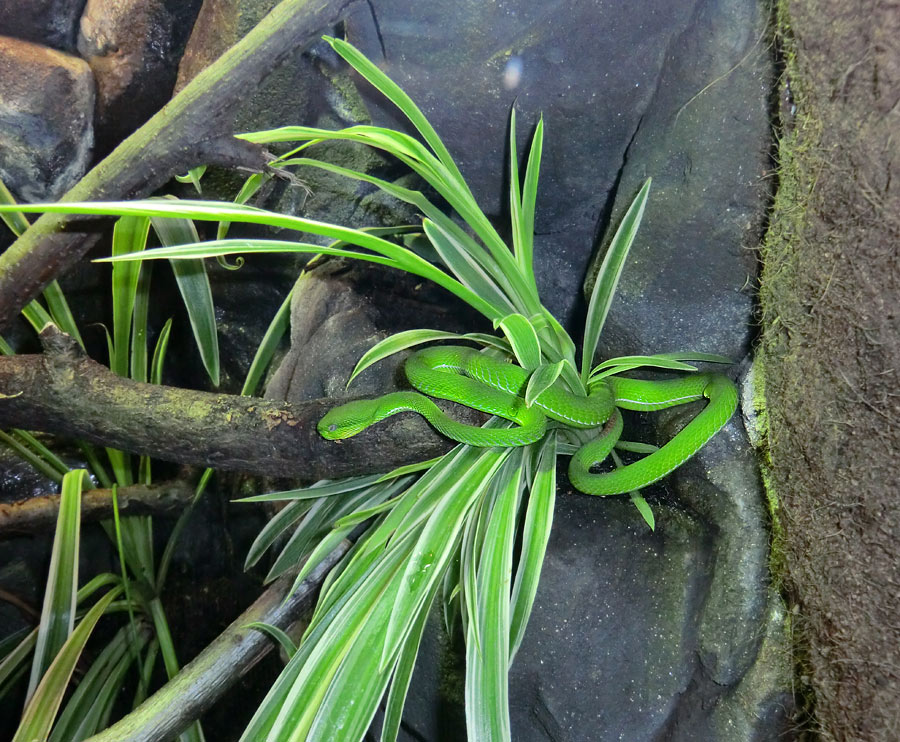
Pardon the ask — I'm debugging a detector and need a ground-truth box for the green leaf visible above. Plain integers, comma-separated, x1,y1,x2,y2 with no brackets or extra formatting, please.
591,354,698,376
240,284,293,397
375,456,441,483
236,474,385,503
630,492,655,531
130,262,153,384
524,360,565,407
14,586,122,742
27,469,85,702
244,500,311,570
245,533,414,741
0,629,37,698
41,281,84,349
509,433,557,662
244,622,297,659
422,219,516,315
466,449,523,741
581,178,651,383
382,447,508,670
290,478,409,590
149,317,173,386
347,328,466,388
0,430,66,483
0,177,31,236
324,37,465,187
241,123,536,312
20,299,52,334
495,313,541,370
174,165,207,193
279,157,511,294
110,216,151,378
380,578,434,742
21,195,493,317
150,211,220,386
48,623,149,742
519,117,544,282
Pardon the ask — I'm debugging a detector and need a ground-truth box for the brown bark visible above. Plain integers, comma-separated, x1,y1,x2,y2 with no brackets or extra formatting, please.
0,325,463,480
0,480,194,537
0,0,360,330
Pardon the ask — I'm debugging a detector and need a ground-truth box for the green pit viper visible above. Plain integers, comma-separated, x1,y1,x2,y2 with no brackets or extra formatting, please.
318,346,738,496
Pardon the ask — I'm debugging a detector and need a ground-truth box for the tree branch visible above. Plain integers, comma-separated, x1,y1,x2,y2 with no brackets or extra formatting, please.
84,543,349,742
0,480,195,537
0,326,470,479
0,0,360,330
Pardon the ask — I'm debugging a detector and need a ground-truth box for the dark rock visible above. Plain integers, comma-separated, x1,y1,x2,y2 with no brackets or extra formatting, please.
266,258,487,404
77,0,203,153
586,1,771,364
0,36,94,201
0,0,87,52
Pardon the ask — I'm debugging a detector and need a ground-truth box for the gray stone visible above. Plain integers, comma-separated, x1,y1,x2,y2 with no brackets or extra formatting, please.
0,36,94,201
77,0,202,151
0,0,87,52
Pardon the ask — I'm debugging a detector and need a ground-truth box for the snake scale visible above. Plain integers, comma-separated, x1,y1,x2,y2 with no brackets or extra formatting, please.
318,346,738,496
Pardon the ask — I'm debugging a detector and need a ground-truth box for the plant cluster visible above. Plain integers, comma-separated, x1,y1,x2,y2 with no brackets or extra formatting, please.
0,36,736,742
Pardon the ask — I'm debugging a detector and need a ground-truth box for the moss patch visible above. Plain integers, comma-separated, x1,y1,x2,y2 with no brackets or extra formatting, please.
758,0,900,738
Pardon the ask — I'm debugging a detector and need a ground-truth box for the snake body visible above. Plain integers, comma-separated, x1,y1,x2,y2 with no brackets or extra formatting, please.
318,346,738,496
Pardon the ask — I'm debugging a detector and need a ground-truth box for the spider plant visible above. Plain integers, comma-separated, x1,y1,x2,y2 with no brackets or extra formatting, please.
0,183,291,741
0,36,732,741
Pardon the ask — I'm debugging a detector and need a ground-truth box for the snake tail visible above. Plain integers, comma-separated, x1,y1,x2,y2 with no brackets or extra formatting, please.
568,374,738,496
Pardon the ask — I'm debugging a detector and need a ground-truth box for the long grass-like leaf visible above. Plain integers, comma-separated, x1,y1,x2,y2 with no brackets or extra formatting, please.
236,474,385,503
0,198,504,319
466,449,523,741
381,448,508,670
240,284,293,397
48,623,149,742
581,178,651,383
524,361,565,408
496,313,541,370
14,586,122,742
240,124,536,312
0,629,37,698
244,622,297,659
110,216,151,378
509,433,557,661
26,470,85,702
519,118,544,282
422,218,516,315
243,500,312,570
249,534,415,741
150,212,220,386
346,328,467,387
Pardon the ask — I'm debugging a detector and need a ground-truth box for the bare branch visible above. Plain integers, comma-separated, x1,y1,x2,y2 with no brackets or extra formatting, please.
0,326,472,479
0,480,195,538
84,544,349,742
0,0,360,330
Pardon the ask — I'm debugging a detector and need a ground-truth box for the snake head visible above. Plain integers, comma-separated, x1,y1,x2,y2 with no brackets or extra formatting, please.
317,399,382,440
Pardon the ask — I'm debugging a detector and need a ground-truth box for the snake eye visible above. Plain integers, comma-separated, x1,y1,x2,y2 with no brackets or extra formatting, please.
328,423,338,432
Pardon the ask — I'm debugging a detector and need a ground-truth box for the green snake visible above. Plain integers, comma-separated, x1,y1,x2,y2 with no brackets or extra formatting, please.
318,346,738,496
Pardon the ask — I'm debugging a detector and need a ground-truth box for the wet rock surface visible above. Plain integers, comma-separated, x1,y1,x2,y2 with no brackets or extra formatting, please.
0,36,94,201
77,0,202,152
0,0,87,52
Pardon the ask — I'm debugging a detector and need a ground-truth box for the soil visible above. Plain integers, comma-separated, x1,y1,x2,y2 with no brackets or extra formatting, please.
760,1,900,739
